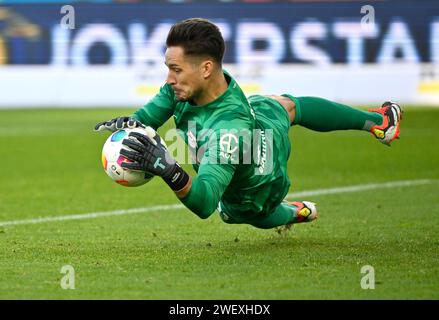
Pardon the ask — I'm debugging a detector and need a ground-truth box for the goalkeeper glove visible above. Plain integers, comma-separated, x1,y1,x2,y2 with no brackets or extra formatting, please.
120,131,190,192
94,117,145,132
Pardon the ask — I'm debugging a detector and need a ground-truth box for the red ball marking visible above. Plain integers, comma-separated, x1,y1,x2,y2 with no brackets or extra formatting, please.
117,155,132,166
116,180,130,186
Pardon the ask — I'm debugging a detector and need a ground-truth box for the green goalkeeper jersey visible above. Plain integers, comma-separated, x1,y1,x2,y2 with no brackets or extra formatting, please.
133,71,291,221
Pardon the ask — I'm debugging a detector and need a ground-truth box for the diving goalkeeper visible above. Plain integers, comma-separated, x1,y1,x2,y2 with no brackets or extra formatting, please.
95,18,402,229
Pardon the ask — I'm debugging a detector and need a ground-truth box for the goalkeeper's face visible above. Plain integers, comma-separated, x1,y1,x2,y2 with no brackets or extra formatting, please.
165,46,209,103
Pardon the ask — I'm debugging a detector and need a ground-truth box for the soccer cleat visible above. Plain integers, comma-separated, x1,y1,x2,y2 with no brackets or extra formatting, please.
368,101,403,146
287,201,318,223
275,201,318,234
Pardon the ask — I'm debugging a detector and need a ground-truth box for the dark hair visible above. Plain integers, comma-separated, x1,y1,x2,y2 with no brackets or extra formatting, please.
166,18,225,65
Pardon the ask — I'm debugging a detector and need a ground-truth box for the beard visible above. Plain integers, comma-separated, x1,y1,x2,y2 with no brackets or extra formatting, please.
174,86,200,105
176,95,188,102
174,89,189,102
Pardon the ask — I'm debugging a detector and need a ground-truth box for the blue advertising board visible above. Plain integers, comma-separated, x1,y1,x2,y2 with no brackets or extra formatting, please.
0,1,437,65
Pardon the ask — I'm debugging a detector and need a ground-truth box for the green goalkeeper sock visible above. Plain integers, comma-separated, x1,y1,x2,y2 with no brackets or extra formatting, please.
286,95,383,132
248,202,301,229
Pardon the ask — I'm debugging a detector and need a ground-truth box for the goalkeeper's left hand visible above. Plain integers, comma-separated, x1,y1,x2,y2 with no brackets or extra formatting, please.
94,116,145,132
120,131,190,192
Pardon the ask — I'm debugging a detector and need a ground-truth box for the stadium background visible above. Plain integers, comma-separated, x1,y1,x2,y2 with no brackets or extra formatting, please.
0,0,438,107
0,0,438,301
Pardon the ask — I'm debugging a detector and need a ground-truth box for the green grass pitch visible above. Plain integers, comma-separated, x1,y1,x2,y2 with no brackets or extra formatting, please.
0,107,438,299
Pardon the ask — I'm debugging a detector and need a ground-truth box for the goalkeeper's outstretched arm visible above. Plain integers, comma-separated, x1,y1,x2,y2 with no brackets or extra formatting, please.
120,130,235,219
174,161,235,219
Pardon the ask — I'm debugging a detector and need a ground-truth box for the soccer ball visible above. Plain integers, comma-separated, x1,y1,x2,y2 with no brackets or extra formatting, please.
101,127,165,187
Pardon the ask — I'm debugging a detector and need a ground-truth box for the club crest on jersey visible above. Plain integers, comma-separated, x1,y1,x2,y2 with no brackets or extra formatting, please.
219,133,239,162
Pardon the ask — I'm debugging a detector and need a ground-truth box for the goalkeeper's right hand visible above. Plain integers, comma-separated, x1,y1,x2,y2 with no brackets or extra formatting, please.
120,130,190,192
94,117,145,132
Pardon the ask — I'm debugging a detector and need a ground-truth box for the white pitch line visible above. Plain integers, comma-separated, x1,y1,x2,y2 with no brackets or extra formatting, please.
286,179,436,198
0,204,185,227
0,179,436,227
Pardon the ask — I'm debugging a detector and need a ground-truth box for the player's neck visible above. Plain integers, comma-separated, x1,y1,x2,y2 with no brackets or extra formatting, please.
193,71,228,106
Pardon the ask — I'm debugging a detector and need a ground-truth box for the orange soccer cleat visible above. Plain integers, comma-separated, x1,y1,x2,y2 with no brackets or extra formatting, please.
369,101,403,146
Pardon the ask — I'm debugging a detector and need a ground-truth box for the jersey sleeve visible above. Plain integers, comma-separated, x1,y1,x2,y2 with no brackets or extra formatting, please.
179,114,253,219
180,158,236,219
132,83,175,130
